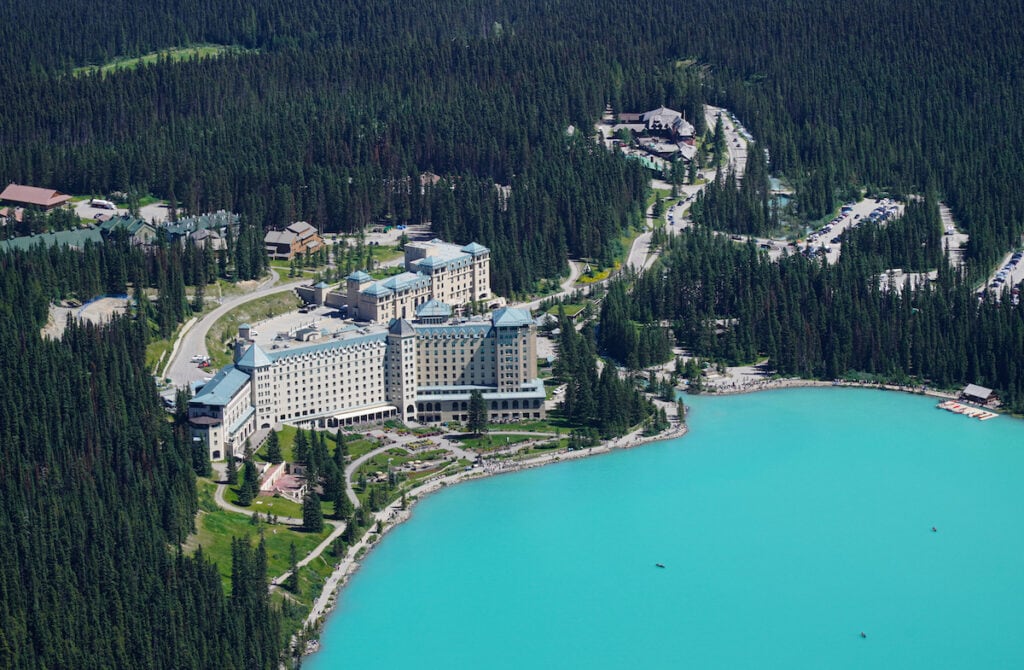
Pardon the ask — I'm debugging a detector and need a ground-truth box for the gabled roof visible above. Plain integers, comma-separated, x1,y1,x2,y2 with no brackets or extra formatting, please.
414,255,448,268
461,242,489,255
963,383,993,398
672,116,695,136
161,211,239,237
236,343,272,369
314,281,330,289
362,282,393,297
416,299,452,318
190,366,251,406
413,322,492,338
380,271,429,292
190,229,220,241
642,106,682,121
264,230,296,245
0,183,72,208
98,215,152,237
388,318,416,337
286,221,317,238
265,331,387,362
0,227,103,252
347,270,372,282
492,306,532,328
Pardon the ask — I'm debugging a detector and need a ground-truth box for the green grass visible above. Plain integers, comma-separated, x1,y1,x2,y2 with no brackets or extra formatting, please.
73,44,255,76
268,259,327,277
487,413,574,434
254,425,371,465
185,482,332,592
371,245,404,264
546,303,586,317
516,438,570,457
145,336,175,376
578,265,615,284
369,265,405,280
205,292,303,368
453,433,535,450
223,484,337,519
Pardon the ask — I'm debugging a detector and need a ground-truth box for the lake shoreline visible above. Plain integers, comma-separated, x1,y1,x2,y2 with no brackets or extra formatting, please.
299,417,689,658
298,378,974,660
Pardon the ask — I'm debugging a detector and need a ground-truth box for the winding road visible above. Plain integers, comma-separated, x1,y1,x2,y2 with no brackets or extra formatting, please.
164,269,303,387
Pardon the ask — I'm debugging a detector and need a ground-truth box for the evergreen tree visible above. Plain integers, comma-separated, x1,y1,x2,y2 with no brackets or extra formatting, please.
302,491,324,533
294,429,309,464
264,430,282,464
286,543,300,594
467,389,488,435
225,455,238,485
237,460,259,506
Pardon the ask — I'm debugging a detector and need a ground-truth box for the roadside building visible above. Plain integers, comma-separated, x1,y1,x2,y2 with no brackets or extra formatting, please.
0,227,103,252
0,183,72,211
264,221,323,260
98,215,157,246
161,211,238,250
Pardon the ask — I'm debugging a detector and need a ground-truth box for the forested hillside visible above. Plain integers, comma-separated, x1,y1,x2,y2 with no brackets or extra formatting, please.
3,0,1020,285
0,249,281,668
2,0,1024,665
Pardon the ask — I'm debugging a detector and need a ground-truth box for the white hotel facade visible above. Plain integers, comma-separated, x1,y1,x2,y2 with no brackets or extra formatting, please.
188,304,543,461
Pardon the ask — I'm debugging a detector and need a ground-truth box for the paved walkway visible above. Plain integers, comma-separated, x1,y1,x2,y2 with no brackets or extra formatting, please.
344,443,413,506
208,473,347,589
213,478,305,526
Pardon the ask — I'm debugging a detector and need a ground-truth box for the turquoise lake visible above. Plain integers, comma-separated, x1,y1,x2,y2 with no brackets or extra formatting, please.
306,388,1024,668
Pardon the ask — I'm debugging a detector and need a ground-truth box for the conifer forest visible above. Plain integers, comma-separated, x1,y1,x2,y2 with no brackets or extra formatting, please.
1,0,1023,666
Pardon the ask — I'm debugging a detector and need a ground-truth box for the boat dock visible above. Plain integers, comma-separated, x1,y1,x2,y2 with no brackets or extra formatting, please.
937,400,997,421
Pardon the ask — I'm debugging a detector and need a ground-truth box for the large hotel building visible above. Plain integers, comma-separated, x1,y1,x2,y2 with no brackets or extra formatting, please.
298,238,495,323
188,303,543,461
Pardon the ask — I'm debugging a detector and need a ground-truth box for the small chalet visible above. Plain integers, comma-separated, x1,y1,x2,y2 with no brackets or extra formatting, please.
0,183,72,211
264,221,323,260
189,228,226,251
98,215,157,246
961,384,997,406
160,211,239,250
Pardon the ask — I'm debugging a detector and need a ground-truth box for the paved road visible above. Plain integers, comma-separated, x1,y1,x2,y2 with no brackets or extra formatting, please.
939,202,968,271
164,269,304,387
518,259,583,312
706,105,749,181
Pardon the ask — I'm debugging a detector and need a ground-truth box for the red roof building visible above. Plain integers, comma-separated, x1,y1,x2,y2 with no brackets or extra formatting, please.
0,183,72,210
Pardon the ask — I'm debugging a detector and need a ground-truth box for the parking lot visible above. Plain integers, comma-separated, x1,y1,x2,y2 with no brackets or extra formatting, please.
981,250,1024,302
801,198,905,264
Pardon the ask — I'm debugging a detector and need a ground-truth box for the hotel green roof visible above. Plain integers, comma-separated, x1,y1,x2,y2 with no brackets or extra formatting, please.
190,367,251,406
236,343,272,369
492,306,532,328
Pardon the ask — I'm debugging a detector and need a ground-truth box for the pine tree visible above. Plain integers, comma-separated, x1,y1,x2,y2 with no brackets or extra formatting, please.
286,543,300,594
294,429,309,464
225,455,238,485
263,430,282,464
468,389,488,435
237,460,259,506
302,491,323,533
333,429,347,467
